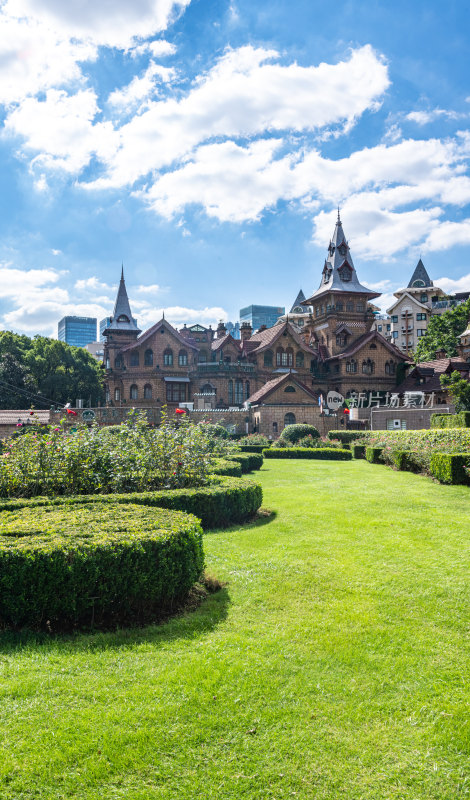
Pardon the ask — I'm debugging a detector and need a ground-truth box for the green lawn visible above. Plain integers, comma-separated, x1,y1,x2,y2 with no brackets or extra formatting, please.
1,461,469,799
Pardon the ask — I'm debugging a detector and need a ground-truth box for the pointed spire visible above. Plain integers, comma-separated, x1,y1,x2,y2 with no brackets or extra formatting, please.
290,289,307,313
103,266,141,335
408,258,433,289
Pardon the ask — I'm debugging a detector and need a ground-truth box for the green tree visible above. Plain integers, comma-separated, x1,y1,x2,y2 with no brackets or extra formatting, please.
440,370,470,411
0,331,104,409
415,299,470,362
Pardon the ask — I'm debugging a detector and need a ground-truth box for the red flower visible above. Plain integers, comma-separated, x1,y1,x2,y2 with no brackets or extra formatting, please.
66,409,78,416
175,408,185,415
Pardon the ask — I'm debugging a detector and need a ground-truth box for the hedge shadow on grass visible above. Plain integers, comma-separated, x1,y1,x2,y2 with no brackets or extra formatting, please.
0,585,231,655
203,507,277,536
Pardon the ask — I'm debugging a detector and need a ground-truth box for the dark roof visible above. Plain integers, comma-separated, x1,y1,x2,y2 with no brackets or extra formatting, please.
325,331,410,361
121,318,198,352
290,289,307,312
104,267,141,334
247,372,318,405
395,356,470,394
305,212,380,304
408,259,433,289
211,334,242,353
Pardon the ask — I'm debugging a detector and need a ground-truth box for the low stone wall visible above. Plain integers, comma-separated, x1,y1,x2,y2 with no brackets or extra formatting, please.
187,408,249,435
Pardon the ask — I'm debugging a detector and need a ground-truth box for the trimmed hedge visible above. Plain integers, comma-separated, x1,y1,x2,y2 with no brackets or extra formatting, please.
210,458,242,478
430,453,470,484
263,447,352,460
351,444,366,459
238,444,267,453
365,446,384,464
228,452,264,473
390,450,414,471
327,430,364,443
0,477,263,529
0,503,204,630
431,412,470,429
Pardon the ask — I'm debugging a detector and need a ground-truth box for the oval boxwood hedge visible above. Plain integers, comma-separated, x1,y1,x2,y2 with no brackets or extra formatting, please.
0,477,262,530
210,458,243,478
262,447,352,460
0,503,204,630
228,452,264,472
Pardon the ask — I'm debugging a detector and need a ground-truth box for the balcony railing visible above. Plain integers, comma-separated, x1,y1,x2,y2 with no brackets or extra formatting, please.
195,362,255,373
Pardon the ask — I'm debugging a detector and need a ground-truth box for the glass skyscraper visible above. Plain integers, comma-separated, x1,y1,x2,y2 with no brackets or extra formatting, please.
239,305,285,332
58,316,97,347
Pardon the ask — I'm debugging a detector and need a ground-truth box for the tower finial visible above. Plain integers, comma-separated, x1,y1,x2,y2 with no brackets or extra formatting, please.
337,206,341,224
121,262,124,281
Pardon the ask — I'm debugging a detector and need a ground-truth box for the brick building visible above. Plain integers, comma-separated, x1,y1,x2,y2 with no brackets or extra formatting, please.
103,214,410,432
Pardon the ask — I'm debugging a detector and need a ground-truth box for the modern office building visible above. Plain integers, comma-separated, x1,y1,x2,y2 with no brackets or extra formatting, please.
225,321,241,339
239,304,285,332
58,316,97,347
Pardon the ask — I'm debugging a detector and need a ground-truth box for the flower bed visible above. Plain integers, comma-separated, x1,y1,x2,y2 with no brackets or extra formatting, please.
0,504,204,630
362,429,470,473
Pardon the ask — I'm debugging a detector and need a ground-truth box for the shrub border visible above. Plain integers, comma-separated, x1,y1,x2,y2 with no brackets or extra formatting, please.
262,447,352,460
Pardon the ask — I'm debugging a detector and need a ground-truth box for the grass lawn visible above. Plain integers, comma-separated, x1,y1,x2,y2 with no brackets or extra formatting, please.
1,460,469,799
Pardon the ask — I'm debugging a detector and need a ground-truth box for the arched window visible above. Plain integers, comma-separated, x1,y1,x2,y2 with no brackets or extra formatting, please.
276,347,284,366
144,349,153,366
385,360,396,375
105,387,110,403
115,355,123,369
272,421,278,434
130,384,138,400
362,359,375,375
143,384,152,399
130,352,139,367
286,347,293,367
245,380,250,400
295,352,304,368
201,383,214,394
178,350,188,366
163,349,173,366
284,386,296,393
284,412,296,427
114,388,120,401
336,335,347,347
117,314,129,323
264,350,273,367
346,360,357,373
228,380,233,405
198,350,207,363
235,379,243,405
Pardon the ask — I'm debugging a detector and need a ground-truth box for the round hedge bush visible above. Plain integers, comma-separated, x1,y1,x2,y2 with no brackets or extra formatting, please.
0,503,204,630
280,424,320,444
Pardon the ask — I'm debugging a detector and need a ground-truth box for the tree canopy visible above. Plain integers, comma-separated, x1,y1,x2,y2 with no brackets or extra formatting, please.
0,331,104,409
440,370,470,411
414,299,470,362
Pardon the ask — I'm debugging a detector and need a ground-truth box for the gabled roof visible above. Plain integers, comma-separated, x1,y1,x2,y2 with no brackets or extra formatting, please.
245,320,316,355
325,330,411,362
387,291,430,314
104,267,141,334
305,212,380,304
247,372,318,405
408,258,433,289
395,356,469,394
211,333,242,353
121,318,198,352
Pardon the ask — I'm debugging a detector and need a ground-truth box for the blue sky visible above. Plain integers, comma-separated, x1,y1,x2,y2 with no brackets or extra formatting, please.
0,0,469,337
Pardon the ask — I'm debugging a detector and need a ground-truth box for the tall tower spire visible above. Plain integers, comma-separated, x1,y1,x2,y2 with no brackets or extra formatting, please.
103,266,141,336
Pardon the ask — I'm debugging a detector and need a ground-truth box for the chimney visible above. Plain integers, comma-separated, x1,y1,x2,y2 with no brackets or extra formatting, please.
217,320,227,339
240,321,253,341
258,324,267,332
435,349,447,359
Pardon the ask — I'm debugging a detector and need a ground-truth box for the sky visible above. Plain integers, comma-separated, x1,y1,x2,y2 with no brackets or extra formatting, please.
0,0,469,338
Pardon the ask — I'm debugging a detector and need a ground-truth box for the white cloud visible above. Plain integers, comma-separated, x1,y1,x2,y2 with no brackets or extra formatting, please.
130,40,177,58
87,44,389,188
135,284,161,294
3,0,191,50
422,219,470,252
137,305,227,330
74,277,113,291
434,272,470,294
406,108,467,125
108,62,176,111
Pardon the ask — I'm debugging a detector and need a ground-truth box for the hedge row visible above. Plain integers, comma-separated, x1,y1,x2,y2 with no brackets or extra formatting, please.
429,453,470,484
365,447,384,464
430,412,470,429
0,503,204,630
238,444,268,453
263,447,352,460
210,458,242,478
0,477,263,529
228,452,264,472
351,444,366,459
327,430,364,443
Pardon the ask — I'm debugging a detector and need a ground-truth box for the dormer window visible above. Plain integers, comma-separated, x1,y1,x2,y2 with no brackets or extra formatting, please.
338,243,347,256
117,314,130,323
338,264,352,282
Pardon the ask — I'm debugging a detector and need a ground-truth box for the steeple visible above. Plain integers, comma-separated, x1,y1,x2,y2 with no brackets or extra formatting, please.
290,289,307,313
304,212,379,304
408,258,433,289
103,266,141,335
